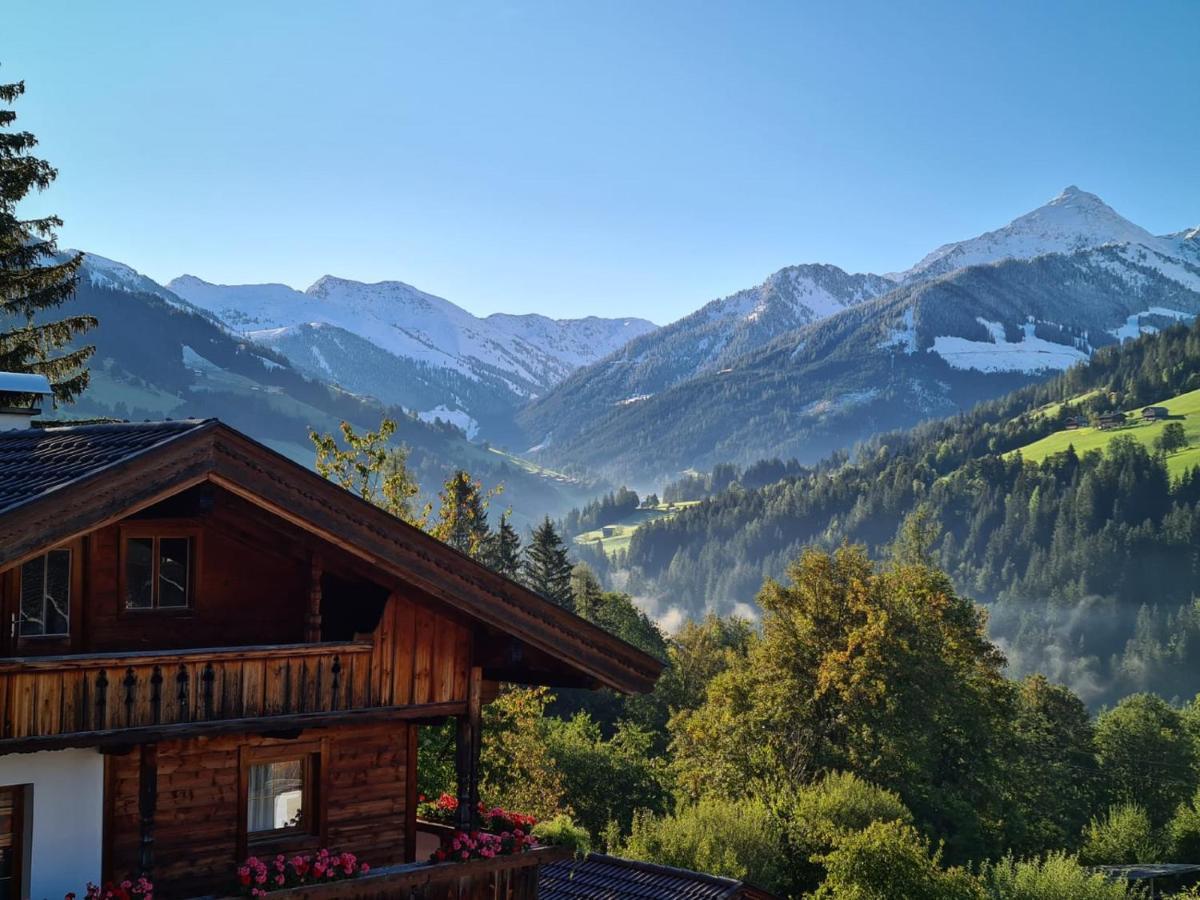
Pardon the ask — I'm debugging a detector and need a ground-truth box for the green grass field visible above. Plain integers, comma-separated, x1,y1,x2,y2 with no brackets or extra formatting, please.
574,501,701,556
1009,386,1200,478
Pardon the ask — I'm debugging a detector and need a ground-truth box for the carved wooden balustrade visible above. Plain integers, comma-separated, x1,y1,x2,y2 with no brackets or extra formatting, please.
0,641,385,748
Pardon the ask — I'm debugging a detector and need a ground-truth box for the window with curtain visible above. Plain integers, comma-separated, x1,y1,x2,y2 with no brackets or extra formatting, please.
19,549,71,636
247,757,306,835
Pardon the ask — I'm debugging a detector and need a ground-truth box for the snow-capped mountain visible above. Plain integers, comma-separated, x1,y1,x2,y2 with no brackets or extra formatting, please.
57,254,608,528
167,273,655,440
521,187,1200,481
515,263,893,448
889,185,1181,283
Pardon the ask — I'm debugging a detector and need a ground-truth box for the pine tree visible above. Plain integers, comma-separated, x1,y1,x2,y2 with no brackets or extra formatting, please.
570,563,603,620
1,75,95,401
431,470,492,558
482,512,522,579
523,517,573,609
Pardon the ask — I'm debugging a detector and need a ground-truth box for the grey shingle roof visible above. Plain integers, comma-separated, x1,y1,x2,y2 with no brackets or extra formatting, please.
0,419,212,514
539,854,772,900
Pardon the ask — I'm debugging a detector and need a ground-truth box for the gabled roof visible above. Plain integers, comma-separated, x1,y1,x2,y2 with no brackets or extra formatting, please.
0,419,662,694
0,420,208,512
539,854,779,900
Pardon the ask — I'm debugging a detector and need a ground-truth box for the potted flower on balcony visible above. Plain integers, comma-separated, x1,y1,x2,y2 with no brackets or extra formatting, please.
236,849,370,895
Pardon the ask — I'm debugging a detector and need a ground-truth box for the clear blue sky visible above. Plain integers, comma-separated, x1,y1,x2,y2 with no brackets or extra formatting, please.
5,0,1198,322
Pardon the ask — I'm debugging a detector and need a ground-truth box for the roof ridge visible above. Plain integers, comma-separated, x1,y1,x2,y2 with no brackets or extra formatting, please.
32,418,215,434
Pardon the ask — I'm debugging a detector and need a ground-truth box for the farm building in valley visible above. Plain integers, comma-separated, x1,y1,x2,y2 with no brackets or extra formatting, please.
0,407,661,897
1096,411,1128,430
1064,416,1083,430
1142,405,1170,420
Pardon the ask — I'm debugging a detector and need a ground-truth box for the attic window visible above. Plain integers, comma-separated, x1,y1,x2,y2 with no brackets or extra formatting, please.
122,531,196,610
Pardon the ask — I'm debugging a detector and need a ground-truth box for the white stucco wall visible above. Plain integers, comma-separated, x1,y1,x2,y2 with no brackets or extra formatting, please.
0,748,104,899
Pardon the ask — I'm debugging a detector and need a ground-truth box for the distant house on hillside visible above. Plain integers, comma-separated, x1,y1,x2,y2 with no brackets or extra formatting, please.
1097,411,1128,430
1142,406,1170,421
1064,416,1083,430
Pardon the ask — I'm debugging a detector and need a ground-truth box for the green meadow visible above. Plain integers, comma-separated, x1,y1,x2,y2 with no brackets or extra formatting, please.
1010,386,1200,478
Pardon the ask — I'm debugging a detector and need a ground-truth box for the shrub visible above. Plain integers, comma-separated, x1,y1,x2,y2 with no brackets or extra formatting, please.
812,820,984,900
532,814,592,855
979,853,1132,899
621,796,789,896
1168,789,1200,862
1079,804,1161,865
775,772,913,892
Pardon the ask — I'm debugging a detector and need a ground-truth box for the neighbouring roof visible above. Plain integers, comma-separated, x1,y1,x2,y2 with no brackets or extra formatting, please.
0,419,662,695
539,854,779,900
0,420,209,513
1093,863,1200,881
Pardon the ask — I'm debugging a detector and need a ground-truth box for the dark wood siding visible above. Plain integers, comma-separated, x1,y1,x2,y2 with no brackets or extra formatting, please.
106,723,413,895
82,512,309,653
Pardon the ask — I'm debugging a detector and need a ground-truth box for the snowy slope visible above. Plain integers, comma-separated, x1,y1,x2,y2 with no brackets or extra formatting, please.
168,274,655,398
79,253,190,306
523,189,1200,480
890,186,1176,283
516,263,894,448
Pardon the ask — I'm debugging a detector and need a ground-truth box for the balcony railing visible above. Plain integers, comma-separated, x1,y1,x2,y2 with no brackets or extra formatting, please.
207,846,572,900
0,641,379,746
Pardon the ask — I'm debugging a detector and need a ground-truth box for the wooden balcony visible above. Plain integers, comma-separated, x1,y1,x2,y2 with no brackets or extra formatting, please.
208,846,572,900
0,641,462,751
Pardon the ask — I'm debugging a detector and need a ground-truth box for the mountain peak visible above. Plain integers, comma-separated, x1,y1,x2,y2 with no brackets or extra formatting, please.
892,185,1161,283
1053,184,1087,200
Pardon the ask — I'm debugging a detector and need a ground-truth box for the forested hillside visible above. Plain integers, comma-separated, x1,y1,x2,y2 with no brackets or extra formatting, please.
523,242,1200,482
619,318,1200,706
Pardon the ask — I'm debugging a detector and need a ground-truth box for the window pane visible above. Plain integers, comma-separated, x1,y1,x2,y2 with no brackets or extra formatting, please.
247,759,305,833
125,538,154,609
19,558,45,636
43,549,71,635
158,538,190,608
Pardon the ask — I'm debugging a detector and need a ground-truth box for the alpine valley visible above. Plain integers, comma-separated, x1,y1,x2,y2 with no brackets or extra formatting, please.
55,186,1200,521
518,187,1200,483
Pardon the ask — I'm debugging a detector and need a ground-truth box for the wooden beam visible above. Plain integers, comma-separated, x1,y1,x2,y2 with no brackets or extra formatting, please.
405,724,418,864
467,666,482,828
453,665,484,832
306,552,324,643
138,742,157,878
454,713,471,832
0,701,467,755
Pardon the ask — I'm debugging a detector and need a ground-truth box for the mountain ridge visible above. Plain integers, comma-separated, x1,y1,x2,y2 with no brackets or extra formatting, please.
518,187,1200,482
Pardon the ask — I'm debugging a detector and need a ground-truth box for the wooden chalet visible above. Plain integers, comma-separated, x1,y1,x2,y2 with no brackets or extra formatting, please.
0,415,662,898
1096,411,1128,430
1063,416,1083,430
1142,406,1170,421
